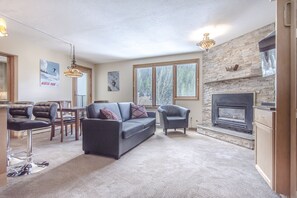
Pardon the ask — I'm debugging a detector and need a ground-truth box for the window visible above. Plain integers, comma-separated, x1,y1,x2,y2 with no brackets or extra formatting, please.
176,63,197,98
156,65,173,105
133,59,199,106
136,67,152,105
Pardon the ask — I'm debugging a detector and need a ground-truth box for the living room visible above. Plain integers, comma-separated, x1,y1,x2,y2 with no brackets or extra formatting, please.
0,0,296,198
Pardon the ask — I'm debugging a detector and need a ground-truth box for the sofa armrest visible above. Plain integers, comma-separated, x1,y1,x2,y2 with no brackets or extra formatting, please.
147,111,156,118
82,118,122,158
157,108,167,116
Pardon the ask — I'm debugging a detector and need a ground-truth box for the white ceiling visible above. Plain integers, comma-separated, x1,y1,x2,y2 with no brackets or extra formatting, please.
0,0,275,64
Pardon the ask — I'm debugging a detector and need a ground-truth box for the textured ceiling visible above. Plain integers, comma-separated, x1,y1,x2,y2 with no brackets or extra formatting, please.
0,0,275,64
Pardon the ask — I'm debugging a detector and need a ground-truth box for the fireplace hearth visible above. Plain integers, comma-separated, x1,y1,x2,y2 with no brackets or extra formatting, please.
212,93,254,133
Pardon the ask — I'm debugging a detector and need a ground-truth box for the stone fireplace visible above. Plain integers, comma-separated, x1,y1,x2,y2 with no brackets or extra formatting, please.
212,93,254,134
197,24,276,149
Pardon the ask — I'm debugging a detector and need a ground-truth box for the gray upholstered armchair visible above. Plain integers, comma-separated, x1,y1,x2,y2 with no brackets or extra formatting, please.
157,105,190,135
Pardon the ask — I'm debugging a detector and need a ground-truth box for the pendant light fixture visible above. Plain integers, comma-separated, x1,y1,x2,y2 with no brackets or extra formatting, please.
64,45,83,78
0,18,8,37
197,33,215,52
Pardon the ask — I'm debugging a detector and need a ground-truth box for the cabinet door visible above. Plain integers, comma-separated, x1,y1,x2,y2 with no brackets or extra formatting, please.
255,122,274,189
0,108,7,186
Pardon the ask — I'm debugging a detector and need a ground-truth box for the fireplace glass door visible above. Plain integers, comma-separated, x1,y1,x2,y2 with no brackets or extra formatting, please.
218,107,245,123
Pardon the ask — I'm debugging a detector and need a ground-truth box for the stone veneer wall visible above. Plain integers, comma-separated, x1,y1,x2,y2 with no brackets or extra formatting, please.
202,24,275,125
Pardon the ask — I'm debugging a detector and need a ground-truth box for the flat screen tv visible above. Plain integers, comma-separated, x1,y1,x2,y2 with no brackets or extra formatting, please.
258,31,276,77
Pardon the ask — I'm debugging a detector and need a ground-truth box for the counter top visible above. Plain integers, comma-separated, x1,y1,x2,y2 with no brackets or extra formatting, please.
0,105,8,109
254,106,276,111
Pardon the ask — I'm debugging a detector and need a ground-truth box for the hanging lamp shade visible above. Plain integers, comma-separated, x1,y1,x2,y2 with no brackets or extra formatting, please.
197,33,215,52
64,45,83,78
0,18,8,37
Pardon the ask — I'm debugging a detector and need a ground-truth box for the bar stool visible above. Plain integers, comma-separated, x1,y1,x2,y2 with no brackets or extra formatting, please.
7,102,58,177
7,104,33,166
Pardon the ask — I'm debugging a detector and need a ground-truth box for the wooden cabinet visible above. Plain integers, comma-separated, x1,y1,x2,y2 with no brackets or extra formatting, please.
0,106,7,186
254,108,275,190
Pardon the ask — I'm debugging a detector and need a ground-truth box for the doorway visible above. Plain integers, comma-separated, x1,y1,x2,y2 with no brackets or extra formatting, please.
72,66,92,107
0,53,16,103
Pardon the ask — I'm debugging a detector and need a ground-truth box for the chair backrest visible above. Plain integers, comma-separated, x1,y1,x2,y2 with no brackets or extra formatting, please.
159,105,182,116
33,102,58,123
60,100,72,108
9,105,33,119
48,100,72,119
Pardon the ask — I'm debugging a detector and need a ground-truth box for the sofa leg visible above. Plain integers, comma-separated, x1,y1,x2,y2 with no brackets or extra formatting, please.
115,155,120,160
165,129,167,135
84,151,90,154
184,128,186,134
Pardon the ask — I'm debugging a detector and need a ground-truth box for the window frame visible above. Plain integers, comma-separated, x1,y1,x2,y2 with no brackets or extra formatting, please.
133,59,199,107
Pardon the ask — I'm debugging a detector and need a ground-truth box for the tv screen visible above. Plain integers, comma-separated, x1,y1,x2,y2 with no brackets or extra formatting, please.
260,48,276,77
259,31,276,77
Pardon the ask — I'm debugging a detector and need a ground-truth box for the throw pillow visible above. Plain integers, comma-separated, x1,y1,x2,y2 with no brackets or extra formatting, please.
131,103,148,119
99,108,119,120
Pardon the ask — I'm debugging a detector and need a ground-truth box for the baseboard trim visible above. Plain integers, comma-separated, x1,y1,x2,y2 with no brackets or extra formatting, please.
255,164,273,190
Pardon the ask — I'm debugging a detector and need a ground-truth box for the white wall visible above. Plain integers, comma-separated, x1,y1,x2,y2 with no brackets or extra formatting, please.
95,52,203,126
0,34,95,103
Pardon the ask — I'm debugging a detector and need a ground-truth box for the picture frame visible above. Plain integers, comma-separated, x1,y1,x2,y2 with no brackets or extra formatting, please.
40,59,60,87
108,71,119,91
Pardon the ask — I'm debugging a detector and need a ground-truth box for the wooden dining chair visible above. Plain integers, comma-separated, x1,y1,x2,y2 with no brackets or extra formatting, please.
50,101,76,142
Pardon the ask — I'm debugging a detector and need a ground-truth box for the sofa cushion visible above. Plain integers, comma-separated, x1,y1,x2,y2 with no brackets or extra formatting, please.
167,116,187,128
126,118,155,128
86,103,122,120
118,102,132,122
131,104,148,119
122,122,144,139
99,108,119,120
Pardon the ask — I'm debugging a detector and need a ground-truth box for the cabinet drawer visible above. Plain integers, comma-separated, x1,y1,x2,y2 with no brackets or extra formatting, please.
254,108,274,127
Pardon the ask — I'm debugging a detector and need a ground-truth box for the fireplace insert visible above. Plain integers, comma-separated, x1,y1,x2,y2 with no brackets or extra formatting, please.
212,93,254,133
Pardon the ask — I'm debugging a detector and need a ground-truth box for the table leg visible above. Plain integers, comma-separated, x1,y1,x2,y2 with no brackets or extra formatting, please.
75,110,79,140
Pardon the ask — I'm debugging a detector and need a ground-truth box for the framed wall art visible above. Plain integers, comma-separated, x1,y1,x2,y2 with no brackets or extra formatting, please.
40,59,60,87
108,71,119,91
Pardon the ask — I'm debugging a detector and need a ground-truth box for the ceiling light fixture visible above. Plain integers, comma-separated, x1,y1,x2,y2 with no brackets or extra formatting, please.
64,45,83,78
0,18,8,37
197,33,215,52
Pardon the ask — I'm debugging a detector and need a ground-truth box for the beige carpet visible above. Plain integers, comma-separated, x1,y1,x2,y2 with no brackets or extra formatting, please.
0,129,279,198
